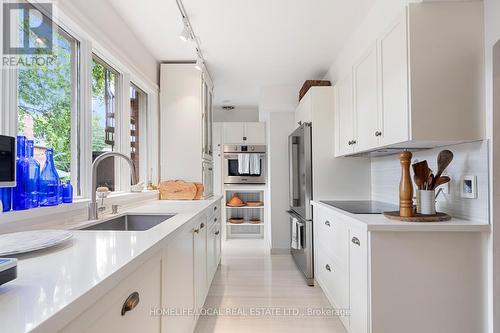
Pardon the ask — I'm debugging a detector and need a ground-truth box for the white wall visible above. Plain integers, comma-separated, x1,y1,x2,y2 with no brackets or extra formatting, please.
213,106,259,122
259,84,300,122
484,0,500,331
267,112,295,251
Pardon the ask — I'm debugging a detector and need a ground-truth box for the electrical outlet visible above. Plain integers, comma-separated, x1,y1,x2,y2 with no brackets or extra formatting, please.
461,175,477,199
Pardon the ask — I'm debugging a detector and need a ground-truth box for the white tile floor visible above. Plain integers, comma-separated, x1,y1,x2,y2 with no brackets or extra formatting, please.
194,239,348,333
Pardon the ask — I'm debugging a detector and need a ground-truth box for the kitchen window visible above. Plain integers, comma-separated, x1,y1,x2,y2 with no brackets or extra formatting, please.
130,83,147,182
16,17,81,194
91,56,119,191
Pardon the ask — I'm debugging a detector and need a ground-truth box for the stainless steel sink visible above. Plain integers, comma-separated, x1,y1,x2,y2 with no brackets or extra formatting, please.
82,214,175,231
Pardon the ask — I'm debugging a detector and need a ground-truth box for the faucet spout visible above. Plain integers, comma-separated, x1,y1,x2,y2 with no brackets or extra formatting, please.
88,152,138,220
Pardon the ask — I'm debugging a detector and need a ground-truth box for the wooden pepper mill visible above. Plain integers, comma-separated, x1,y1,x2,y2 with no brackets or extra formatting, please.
399,151,414,217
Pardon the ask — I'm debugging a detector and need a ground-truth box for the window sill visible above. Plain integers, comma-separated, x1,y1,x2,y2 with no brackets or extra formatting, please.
0,191,159,233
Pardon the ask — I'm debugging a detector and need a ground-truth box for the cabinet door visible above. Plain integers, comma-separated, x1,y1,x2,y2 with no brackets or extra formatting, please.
295,94,312,124
354,45,379,152
213,122,222,152
64,254,162,333
349,229,368,333
223,122,246,144
207,224,217,285
244,122,266,144
164,225,196,333
334,74,355,156
194,219,208,311
379,12,409,146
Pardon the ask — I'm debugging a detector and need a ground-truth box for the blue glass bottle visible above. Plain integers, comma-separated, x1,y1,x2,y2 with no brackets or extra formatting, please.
62,180,73,203
26,140,40,208
13,136,30,210
39,148,60,207
58,181,63,204
0,188,12,212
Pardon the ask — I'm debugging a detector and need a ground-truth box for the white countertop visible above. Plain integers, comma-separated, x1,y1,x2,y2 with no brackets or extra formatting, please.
0,197,222,333
311,200,490,232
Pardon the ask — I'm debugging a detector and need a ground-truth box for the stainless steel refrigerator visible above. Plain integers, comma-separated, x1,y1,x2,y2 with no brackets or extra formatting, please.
287,123,314,286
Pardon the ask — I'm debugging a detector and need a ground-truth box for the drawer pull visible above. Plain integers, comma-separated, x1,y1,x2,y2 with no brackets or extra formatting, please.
214,217,218,222
121,292,140,316
200,222,205,229
324,220,331,227
325,264,331,272
352,237,360,246
214,206,218,211
193,228,200,234
215,230,220,236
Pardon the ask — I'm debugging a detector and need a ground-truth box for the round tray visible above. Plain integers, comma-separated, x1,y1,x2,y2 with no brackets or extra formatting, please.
249,219,262,224
0,230,73,256
228,218,244,224
226,203,246,207
246,201,264,207
383,211,451,222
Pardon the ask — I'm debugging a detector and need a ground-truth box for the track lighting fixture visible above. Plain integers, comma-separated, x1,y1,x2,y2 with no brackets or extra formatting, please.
195,55,203,71
179,19,192,42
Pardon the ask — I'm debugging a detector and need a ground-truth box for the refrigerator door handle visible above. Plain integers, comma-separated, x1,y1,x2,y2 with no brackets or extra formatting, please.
289,137,300,207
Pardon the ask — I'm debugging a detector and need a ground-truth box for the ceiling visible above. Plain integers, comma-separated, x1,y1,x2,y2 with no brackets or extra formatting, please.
108,0,374,106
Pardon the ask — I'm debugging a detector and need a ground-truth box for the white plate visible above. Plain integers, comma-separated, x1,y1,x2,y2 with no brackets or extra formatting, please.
0,230,73,256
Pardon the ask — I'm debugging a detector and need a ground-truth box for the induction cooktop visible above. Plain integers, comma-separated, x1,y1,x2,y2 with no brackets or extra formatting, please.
320,200,399,214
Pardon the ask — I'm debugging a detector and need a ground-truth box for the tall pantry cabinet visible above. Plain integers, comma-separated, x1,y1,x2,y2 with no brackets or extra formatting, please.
160,63,214,197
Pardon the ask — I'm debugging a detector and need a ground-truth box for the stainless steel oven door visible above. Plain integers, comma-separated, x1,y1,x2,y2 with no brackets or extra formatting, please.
223,153,266,184
288,210,314,286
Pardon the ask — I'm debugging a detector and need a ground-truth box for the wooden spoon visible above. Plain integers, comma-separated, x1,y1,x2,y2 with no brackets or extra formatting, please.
430,150,454,189
434,176,451,188
412,160,429,190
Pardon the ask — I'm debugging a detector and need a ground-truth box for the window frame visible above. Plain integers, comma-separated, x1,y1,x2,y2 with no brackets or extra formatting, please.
1,1,160,203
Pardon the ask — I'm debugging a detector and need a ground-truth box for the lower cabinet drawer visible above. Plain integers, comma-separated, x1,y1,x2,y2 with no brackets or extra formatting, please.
61,253,162,333
314,206,349,266
316,243,349,312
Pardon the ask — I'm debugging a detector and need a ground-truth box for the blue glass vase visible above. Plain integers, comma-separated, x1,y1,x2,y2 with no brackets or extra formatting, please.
0,188,11,212
62,180,73,203
13,136,30,211
39,148,60,207
26,140,40,208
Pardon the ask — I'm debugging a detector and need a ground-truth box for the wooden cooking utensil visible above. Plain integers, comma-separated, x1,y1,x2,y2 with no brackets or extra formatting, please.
434,176,451,188
426,173,434,191
430,150,454,189
412,160,429,190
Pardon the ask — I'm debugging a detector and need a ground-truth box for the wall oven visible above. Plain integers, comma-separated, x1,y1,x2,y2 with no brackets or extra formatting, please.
223,145,266,184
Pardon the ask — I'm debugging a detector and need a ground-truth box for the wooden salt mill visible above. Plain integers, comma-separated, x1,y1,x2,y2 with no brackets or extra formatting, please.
399,151,414,217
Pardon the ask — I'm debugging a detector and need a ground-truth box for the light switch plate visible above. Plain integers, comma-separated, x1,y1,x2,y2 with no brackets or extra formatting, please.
461,175,477,199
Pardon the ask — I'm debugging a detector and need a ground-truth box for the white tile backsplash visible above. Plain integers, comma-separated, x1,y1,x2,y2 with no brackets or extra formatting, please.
371,140,489,222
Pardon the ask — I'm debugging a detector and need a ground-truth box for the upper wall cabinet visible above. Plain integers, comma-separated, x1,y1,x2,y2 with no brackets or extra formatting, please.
334,2,484,157
222,122,266,144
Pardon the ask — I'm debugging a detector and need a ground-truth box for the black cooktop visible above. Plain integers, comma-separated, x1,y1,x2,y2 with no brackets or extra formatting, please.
320,200,399,214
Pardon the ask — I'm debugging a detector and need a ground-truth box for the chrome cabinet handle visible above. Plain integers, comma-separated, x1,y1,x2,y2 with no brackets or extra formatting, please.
214,217,218,222
193,228,200,234
121,292,140,316
352,237,360,246
200,222,205,229
214,206,218,211
325,264,331,272
324,220,331,227
351,140,357,145
375,131,382,137
243,136,247,141
215,230,220,236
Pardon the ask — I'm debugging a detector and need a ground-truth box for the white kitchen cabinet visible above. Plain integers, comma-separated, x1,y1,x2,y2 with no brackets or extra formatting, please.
334,2,484,156
354,45,379,152
194,218,208,311
348,228,368,333
334,74,355,156
62,253,162,333
378,12,409,146
160,63,214,196
163,222,196,333
213,122,223,152
313,202,485,333
222,122,266,144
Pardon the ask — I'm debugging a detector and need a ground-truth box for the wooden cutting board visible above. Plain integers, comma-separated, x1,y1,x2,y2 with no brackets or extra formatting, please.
194,183,204,200
159,181,198,200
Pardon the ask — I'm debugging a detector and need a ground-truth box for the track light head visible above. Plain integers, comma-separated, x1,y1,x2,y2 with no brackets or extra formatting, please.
179,19,192,42
195,56,203,71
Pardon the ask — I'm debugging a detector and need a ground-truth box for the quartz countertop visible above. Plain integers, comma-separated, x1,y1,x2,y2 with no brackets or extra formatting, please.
312,200,490,232
0,197,222,333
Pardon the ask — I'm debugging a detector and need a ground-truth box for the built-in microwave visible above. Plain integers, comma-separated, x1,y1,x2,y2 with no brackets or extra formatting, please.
223,145,266,184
